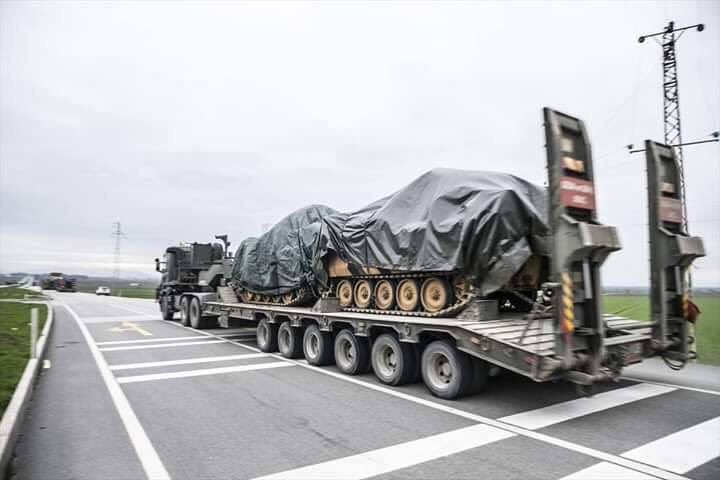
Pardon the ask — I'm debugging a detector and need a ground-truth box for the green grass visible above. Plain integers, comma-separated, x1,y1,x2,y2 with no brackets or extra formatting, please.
76,287,157,299
0,287,44,300
603,294,720,366
0,302,47,416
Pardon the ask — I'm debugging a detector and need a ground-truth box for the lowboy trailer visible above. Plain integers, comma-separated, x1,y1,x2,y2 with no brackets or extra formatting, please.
159,108,704,399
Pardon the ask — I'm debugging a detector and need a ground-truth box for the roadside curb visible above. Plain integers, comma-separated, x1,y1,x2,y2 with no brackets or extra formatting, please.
0,302,54,478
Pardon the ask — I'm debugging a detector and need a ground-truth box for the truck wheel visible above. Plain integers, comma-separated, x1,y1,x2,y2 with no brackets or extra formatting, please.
189,297,206,329
421,340,474,399
334,329,370,375
257,319,278,352
303,324,333,366
278,321,303,358
179,296,190,326
371,334,416,386
470,357,491,394
160,295,174,321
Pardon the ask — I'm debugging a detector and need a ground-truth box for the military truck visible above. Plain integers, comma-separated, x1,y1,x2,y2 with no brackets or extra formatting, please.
154,236,232,323
154,108,704,399
41,272,76,292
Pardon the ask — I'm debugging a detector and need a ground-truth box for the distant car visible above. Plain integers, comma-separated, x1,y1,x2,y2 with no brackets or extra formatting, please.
95,286,111,296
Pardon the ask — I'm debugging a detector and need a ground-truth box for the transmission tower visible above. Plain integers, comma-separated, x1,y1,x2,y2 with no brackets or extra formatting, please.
638,21,704,232
111,222,125,290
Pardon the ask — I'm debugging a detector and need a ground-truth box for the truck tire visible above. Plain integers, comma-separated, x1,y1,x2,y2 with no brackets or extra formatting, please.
371,334,416,386
278,321,303,359
189,297,207,329
160,295,174,321
334,329,370,375
179,296,190,326
470,357,491,394
421,340,474,399
257,319,278,352
303,324,333,366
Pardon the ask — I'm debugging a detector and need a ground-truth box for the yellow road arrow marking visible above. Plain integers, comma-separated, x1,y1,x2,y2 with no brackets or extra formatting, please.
109,322,152,336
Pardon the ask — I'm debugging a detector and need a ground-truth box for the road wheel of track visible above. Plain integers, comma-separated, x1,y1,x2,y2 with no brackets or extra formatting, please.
470,357,491,394
179,296,190,326
257,318,278,352
303,324,334,366
334,329,370,375
336,280,353,307
160,295,174,321
278,321,303,358
240,290,254,303
353,280,374,309
396,279,420,312
371,334,416,386
374,280,396,310
189,297,209,329
421,340,474,399
420,277,452,313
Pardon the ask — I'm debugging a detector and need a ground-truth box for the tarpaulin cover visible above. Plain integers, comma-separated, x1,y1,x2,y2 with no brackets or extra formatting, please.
231,205,338,295
318,168,549,295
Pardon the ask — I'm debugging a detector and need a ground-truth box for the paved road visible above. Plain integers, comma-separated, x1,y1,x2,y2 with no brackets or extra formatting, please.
10,292,720,480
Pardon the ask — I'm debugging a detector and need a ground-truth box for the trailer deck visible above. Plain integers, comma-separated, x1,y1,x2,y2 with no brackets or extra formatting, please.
203,299,652,382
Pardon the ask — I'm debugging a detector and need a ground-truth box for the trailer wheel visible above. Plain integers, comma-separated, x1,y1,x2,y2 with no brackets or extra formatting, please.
257,319,278,352
371,334,416,386
160,295,174,321
334,329,370,375
179,296,190,326
278,321,303,358
470,357,491,394
189,297,207,329
303,324,334,366
421,340,474,399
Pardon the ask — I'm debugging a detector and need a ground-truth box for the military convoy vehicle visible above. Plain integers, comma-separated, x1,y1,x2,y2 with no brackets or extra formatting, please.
41,272,76,292
154,108,704,399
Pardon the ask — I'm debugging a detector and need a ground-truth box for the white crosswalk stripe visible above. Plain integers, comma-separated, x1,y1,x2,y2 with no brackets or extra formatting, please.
562,417,720,479
250,383,681,480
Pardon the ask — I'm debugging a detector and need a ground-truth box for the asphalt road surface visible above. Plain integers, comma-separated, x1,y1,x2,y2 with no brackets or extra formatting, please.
10,292,720,480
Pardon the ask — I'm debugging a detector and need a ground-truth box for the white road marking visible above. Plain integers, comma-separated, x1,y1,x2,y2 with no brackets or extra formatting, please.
559,462,659,480
97,335,212,346
64,304,170,480
253,424,514,480
116,361,294,383
254,384,677,480
621,377,720,396
164,322,687,480
623,416,720,473
81,315,159,324
499,383,675,430
109,353,270,370
560,417,720,479
99,340,226,351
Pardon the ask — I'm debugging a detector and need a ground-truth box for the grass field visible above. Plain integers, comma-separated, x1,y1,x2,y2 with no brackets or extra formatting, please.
603,294,720,366
0,286,45,300
0,302,47,416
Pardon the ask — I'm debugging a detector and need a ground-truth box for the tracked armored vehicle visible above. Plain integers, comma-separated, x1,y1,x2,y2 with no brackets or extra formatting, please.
228,171,549,317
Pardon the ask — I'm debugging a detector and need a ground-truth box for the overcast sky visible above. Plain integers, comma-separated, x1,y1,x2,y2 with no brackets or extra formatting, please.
1,0,718,286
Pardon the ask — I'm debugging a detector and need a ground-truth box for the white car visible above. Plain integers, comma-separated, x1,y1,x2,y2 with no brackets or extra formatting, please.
95,286,111,296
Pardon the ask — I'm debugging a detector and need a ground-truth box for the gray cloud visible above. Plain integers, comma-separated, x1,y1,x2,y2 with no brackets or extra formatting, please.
1,0,718,286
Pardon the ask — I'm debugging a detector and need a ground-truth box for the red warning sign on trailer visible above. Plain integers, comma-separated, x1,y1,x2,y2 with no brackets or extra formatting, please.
560,176,595,210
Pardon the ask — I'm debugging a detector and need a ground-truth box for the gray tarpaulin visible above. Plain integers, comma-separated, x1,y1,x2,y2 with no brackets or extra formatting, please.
231,205,338,295
232,169,548,297
318,168,549,295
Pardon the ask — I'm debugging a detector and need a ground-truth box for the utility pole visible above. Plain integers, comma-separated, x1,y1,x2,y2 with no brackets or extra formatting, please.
638,21,705,293
111,222,125,292
638,21,704,234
